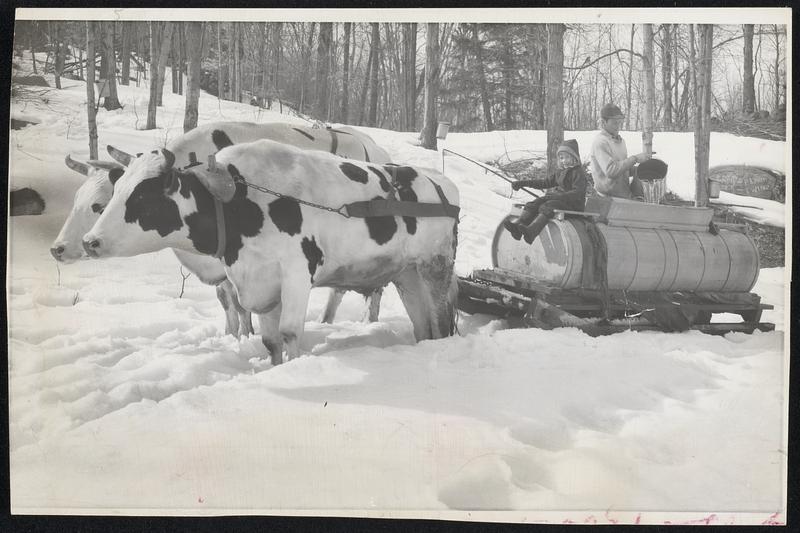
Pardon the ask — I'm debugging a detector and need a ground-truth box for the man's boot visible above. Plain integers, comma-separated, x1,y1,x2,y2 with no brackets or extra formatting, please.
521,214,550,245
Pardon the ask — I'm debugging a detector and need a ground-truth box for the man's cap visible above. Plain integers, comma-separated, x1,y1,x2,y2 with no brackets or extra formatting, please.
557,139,581,163
601,103,625,119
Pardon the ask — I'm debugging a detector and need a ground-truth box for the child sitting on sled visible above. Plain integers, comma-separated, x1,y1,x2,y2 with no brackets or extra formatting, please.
504,139,587,244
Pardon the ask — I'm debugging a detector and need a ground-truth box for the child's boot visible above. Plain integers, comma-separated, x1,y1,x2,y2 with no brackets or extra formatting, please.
521,214,550,244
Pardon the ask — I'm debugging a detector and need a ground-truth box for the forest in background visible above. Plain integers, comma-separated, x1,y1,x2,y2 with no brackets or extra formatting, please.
12,20,787,132
11,19,788,205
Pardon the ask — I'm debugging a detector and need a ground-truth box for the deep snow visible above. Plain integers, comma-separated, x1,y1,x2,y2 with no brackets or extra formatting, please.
7,53,789,524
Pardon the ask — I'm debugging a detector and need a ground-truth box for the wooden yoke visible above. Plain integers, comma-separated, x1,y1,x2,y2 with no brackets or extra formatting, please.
191,154,237,203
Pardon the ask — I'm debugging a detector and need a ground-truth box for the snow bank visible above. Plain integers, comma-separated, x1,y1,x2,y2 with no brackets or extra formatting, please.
7,54,788,523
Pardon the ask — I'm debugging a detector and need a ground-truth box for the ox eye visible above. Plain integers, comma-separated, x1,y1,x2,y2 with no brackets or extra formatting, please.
91,203,105,214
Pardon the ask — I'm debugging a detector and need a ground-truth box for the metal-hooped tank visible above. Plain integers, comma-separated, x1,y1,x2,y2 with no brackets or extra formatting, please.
492,197,760,292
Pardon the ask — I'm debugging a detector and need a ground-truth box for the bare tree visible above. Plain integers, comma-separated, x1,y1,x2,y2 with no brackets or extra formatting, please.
86,21,98,159
183,22,204,133
661,24,673,129
102,21,122,110
120,22,132,86
156,22,174,106
368,23,380,127
742,24,755,114
53,22,65,90
472,24,493,132
693,24,713,207
401,23,417,131
420,23,440,150
341,22,351,122
642,24,655,154
316,22,333,120
544,23,565,174
146,21,173,129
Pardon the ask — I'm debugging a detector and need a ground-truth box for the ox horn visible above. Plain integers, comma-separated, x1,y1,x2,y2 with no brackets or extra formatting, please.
161,148,176,169
87,159,125,171
65,155,90,176
106,145,134,166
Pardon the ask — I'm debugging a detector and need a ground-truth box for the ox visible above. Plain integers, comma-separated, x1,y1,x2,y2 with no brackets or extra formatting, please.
52,122,391,338
83,140,459,365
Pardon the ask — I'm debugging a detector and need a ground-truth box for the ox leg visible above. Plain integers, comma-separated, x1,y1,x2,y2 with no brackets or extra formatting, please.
393,257,457,341
257,304,283,366
319,288,345,324
361,287,383,323
279,273,313,361
216,280,241,337
229,286,254,337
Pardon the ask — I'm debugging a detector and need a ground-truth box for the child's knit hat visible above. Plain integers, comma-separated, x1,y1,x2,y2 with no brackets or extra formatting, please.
557,139,581,163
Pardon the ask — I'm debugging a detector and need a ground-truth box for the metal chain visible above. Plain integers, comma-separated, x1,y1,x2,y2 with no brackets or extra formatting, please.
235,177,351,218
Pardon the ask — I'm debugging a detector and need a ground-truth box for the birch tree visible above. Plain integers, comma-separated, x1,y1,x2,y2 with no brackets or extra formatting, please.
86,21,98,159
544,23,565,174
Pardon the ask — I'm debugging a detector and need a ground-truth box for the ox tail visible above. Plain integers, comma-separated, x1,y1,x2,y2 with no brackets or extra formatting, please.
446,271,459,337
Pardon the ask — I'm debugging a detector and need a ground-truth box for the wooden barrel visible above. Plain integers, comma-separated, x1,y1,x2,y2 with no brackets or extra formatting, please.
492,213,759,292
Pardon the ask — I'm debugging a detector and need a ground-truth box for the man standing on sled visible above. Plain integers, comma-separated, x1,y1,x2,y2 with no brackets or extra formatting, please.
504,139,587,244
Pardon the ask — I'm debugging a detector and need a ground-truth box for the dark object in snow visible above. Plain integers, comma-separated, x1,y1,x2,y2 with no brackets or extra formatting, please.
12,75,49,87
10,187,45,216
11,117,39,130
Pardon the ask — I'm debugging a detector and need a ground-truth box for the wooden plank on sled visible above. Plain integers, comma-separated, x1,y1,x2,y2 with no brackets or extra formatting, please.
471,268,555,294
576,322,775,337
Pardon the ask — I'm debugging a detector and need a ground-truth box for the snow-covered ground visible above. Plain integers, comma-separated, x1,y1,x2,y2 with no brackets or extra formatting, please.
7,55,790,524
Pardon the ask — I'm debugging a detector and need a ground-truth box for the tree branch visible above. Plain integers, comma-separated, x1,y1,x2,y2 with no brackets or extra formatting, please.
565,48,645,71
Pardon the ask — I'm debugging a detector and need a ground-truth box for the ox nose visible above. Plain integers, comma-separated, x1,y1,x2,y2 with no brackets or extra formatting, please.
82,237,102,257
50,245,65,261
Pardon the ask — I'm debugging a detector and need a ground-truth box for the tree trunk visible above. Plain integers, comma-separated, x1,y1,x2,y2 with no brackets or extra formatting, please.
155,22,174,107
501,35,513,130
316,22,333,120
368,23,380,127
86,21,98,159
625,25,635,130
742,24,755,114
400,23,417,131
420,23,440,150
544,23,565,174
472,24,493,132
772,25,780,115
272,22,282,97
102,21,122,110
120,21,132,86
53,22,64,89
217,23,225,99
341,22,351,123
642,24,655,155
661,24,673,129
146,22,161,129
693,24,713,207
234,23,241,103
183,22,204,133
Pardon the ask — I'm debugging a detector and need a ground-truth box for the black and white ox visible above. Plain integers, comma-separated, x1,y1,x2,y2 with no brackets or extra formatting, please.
52,122,391,338
83,140,459,365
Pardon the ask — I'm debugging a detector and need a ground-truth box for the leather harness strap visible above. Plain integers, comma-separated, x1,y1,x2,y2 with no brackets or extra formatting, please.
213,197,226,260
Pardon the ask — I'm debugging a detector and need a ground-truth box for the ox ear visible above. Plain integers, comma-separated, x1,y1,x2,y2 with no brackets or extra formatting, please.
65,155,90,176
107,145,134,166
108,167,125,185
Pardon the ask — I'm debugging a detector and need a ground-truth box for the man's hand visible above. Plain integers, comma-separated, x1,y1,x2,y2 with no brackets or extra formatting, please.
633,152,651,164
